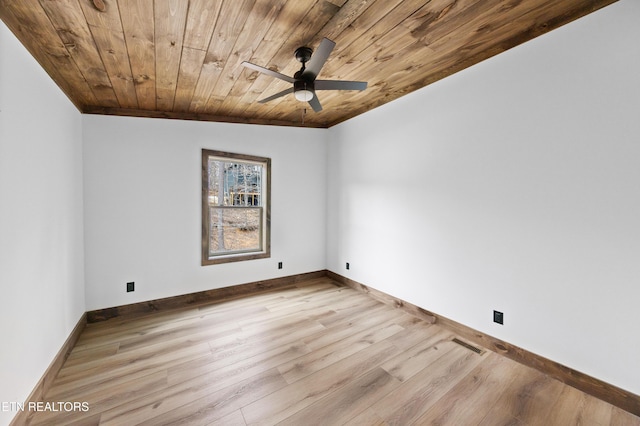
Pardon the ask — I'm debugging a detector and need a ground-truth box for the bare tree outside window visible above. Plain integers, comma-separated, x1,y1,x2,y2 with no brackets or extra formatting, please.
202,150,270,265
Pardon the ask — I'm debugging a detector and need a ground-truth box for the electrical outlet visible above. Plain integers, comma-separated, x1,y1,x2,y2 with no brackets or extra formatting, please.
278,262,283,269
126,282,135,292
493,310,504,325
346,262,350,270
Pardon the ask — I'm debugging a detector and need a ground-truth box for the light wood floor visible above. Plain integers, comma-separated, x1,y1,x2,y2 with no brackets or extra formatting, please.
25,277,640,425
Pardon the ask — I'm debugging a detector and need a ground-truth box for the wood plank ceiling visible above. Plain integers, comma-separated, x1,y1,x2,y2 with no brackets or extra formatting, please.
0,0,617,128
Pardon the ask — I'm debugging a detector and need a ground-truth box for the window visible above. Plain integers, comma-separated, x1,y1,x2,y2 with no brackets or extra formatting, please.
202,149,270,265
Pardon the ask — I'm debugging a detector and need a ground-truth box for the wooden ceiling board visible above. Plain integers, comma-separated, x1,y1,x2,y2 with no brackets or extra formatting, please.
154,0,189,111
40,0,120,107
78,0,138,108
178,0,224,112
0,0,618,128
204,0,289,116
120,0,156,110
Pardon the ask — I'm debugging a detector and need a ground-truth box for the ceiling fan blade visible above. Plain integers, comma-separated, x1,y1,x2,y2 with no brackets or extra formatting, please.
242,61,294,84
308,95,323,112
258,87,294,103
302,38,336,80
315,80,367,91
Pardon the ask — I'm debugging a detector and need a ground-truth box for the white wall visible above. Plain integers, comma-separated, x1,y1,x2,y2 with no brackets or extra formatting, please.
82,115,327,311
0,23,85,426
327,0,640,395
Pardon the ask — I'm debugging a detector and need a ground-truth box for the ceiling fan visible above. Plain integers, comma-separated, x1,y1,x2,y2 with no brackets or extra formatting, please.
241,38,367,112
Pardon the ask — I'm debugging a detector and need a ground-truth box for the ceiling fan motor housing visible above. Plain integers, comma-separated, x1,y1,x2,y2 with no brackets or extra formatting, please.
294,79,314,101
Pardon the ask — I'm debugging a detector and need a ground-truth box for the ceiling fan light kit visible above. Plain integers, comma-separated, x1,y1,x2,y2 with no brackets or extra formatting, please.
294,81,314,101
242,38,367,112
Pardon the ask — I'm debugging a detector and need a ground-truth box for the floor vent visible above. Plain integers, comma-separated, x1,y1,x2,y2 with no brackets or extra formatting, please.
452,338,484,354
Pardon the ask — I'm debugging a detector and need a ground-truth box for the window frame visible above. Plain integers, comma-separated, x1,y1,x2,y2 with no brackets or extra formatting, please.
201,149,271,266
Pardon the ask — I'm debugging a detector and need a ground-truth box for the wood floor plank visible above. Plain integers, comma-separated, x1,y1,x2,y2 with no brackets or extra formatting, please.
304,302,394,350
96,342,309,425
314,294,384,328
63,342,120,368
496,371,565,425
414,354,523,425
56,334,213,383
280,367,401,426
476,361,562,426
75,302,247,349
46,342,211,400
373,345,487,424
24,276,640,426
418,357,540,424
380,327,456,382
136,368,287,426
168,336,310,387
277,320,404,384
208,409,247,426
343,408,388,426
611,406,640,426
574,392,615,425
66,414,102,426
540,384,591,426
168,335,313,386
382,318,439,351
206,318,326,369
241,339,401,425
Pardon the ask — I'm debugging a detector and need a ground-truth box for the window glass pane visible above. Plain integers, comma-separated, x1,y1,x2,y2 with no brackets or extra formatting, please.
208,159,263,207
208,207,262,254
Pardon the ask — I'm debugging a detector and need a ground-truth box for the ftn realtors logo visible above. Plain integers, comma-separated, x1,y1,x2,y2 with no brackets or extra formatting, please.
1,401,90,412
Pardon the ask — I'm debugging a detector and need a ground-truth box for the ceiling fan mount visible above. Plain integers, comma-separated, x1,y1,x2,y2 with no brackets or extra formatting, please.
241,38,367,112
294,46,313,64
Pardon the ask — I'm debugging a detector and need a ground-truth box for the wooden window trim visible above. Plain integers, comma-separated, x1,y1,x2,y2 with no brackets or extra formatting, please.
201,149,271,266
